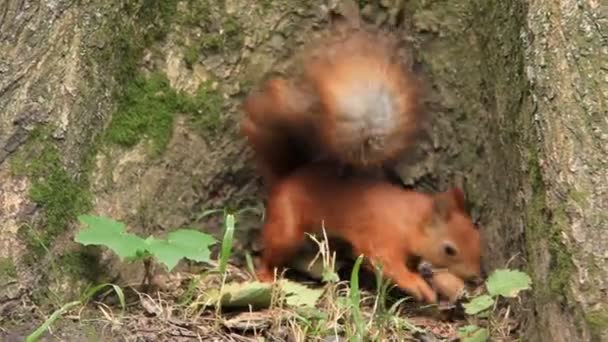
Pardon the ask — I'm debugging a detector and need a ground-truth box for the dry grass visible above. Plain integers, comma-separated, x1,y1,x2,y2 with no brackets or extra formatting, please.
3,262,522,342
4,222,523,342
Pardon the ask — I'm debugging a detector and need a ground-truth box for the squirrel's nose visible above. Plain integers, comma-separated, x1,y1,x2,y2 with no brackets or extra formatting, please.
465,265,486,287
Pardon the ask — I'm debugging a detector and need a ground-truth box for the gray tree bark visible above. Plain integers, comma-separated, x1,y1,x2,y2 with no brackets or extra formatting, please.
0,0,606,340
1,0,111,258
523,1,607,340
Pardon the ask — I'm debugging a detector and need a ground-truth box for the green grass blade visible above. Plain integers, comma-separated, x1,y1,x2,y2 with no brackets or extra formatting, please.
81,283,126,313
373,262,390,314
26,301,81,342
195,208,225,222
218,213,235,275
27,282,126,341
349,254,365,342
235,206,263,220
245,251,256,277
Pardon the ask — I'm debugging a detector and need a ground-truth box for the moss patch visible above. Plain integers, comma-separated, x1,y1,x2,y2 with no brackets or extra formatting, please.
96,0,233,155
184,45,200,68
11,127,93,261
8,125,105,308
547,207,574,295
523,144,574,302
0,257,17,281
96,0,181,87
57,249,105,282
30,249,107,307
105,72,183,154
183,80,225,135
105,72,225,154
178,0,244,68
586,307,608,336
178,0,212,27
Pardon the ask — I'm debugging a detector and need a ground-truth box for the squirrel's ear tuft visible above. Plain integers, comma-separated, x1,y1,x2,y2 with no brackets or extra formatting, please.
431,187,467,223
449,187,466,212
432,192,453,222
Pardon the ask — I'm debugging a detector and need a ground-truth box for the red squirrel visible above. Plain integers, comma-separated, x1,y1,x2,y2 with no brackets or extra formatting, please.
256,162,482,304
240,8,427,190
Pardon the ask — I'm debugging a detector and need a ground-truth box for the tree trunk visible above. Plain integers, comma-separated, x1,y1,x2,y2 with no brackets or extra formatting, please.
0,0,605,340
522,1,607,340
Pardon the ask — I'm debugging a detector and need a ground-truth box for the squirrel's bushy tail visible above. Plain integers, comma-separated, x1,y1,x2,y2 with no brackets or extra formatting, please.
240,77,319,188
240,8,428,188
302,24,425,167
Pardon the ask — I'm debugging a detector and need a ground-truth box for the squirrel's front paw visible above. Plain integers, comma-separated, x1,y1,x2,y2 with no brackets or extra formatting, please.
410,275,438,304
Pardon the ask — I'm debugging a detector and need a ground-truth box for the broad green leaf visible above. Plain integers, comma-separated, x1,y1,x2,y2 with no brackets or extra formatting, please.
458,325,479,334
476,310,491,318
463,294,494,315
167,229,217,252
204,280,323,310
76,215,217,271
486,269,532,298
145,237,181,271
458,325,489,342
145,229,216,271
280,279,324,308
75,215,147,260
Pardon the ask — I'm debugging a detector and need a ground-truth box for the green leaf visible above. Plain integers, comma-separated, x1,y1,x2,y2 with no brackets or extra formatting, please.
463,294,494,315
75,215,147,260
208,281,273,309
458,325,489,342
204,280,323,310
476,310,491,318
280,279,324,308
75,215,217,272
144,238,181,271
145,229,217,271
486,269,532,298
168,229,217,261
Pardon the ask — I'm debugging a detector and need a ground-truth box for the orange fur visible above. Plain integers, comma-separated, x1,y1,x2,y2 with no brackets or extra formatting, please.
240,77,319,188
256,162,482,304
240,12,427,190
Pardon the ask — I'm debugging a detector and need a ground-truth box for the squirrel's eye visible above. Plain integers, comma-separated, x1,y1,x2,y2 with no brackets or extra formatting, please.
443,243,457,257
